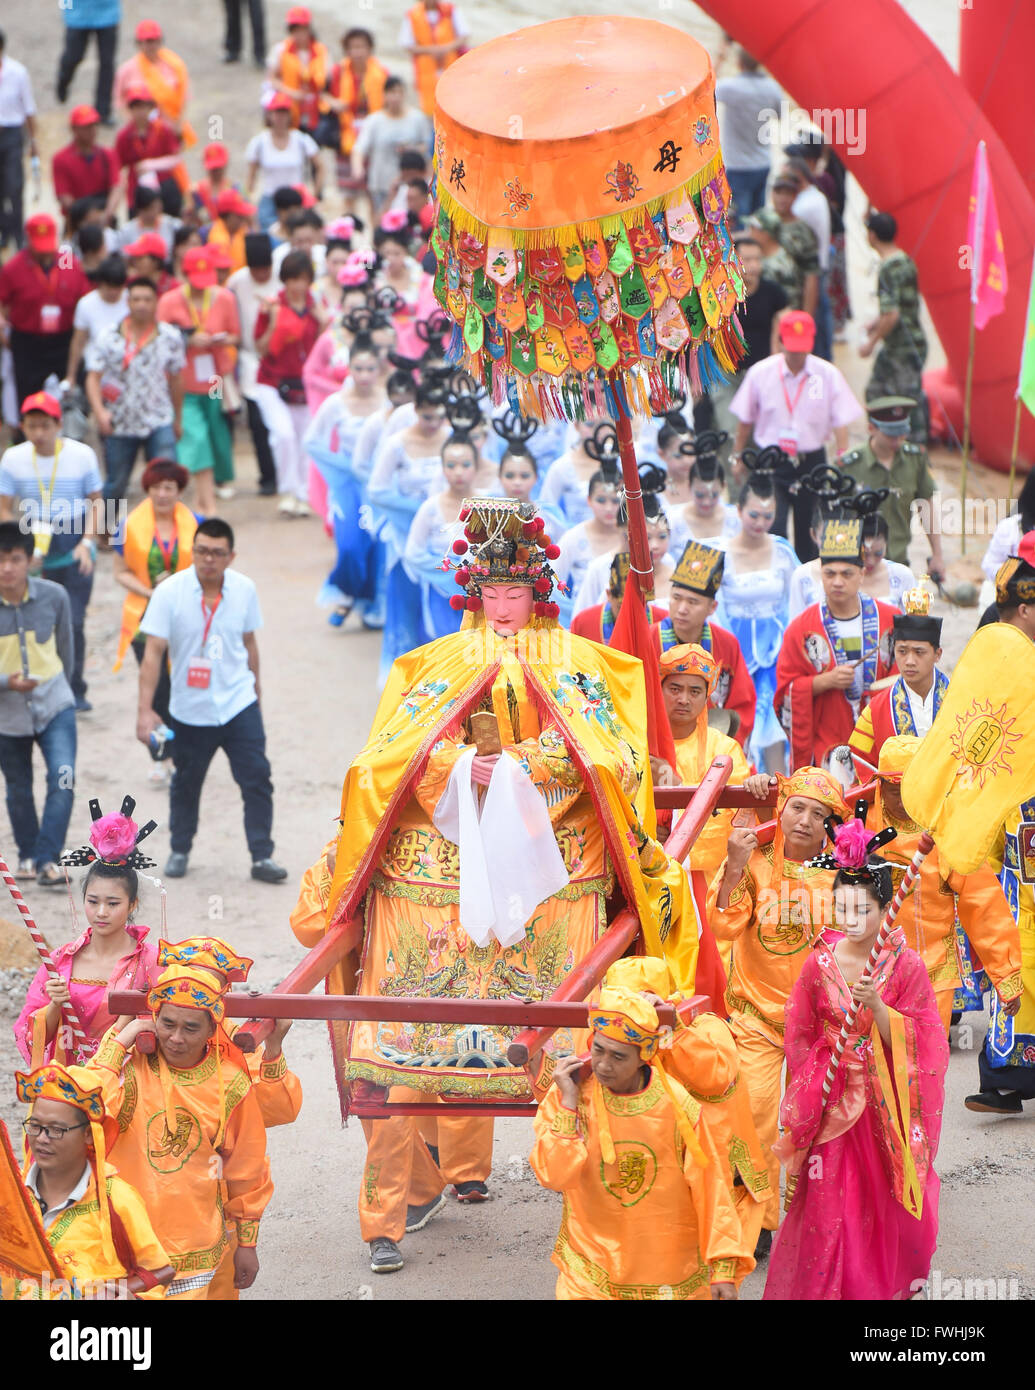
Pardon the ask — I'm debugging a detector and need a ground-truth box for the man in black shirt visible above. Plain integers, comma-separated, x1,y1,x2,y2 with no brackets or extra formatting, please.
707,236,788,438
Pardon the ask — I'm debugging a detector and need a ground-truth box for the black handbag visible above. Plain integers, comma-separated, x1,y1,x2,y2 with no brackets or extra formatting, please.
314,109,341,150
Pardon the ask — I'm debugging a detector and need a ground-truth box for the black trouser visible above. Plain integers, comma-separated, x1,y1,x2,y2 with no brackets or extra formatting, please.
10,328,74,407
772,446,826,562
222,0,267,60
44,561,93,700
56,25,118,122
245,396,277,487
131,636,171,725
168,701,275,861
978,1046,1035,1101
0,126,26,251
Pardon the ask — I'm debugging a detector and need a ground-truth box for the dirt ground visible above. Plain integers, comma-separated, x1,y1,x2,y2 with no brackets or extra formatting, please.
0,1,1030,1303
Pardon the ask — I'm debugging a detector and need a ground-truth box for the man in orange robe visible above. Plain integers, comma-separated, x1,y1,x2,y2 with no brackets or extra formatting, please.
707,767,846,1247
88,965,270,1299
604,958,770,1288
530,985,745,1300
867,735,1023,1032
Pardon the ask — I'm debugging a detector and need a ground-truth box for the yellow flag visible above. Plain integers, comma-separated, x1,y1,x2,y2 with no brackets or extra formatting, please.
901,624,1035,872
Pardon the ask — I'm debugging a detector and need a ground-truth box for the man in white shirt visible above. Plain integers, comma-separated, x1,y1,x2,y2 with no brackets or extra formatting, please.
0,30,37,251
715,49,782,226
64,253,128,387
849,594,947,769
135,517,287,883
228,234,278,495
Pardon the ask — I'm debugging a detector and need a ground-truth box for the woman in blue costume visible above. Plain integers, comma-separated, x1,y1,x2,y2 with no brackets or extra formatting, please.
403,434,480,644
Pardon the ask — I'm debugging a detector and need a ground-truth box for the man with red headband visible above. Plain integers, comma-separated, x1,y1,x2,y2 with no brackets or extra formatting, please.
88,963,271,1299
530,984,744,1300
707,766,846,1254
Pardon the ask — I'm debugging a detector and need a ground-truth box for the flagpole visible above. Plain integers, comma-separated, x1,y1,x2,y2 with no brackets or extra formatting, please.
614,413,654,607
1007,395,1023,499
960,300,976,557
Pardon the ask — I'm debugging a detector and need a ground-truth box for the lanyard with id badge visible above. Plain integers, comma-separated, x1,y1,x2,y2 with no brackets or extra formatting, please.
779,370,809,459
31,441,61,560
188,592,221,689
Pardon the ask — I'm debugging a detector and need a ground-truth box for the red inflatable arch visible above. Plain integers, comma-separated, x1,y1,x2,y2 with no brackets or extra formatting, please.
702,0,1035,472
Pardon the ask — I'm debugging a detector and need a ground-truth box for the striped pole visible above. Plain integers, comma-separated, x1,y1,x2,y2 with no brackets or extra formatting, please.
0,852,91,1060
820,832,935,1108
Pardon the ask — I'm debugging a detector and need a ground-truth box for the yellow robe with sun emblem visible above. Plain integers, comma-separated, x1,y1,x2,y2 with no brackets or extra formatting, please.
530,1070,744,1300
88,1032,270,1298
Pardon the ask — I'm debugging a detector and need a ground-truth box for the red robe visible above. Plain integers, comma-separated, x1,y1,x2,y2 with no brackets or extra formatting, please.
651,616,756,751
775,598,898,772
848,670,950,776
570,601,665,644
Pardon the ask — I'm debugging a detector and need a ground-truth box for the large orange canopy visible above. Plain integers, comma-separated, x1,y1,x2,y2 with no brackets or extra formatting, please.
428,16,745,421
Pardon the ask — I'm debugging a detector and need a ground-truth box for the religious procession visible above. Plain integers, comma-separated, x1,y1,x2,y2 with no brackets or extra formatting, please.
0,0,1034,1344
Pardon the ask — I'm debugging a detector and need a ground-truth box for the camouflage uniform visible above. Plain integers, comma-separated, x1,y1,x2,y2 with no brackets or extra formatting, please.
761,245,802,308
777,217,820,291
866,250,928,438
839,438,936,565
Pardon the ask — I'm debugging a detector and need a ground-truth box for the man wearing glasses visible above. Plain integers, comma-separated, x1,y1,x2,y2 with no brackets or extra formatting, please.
16,1061,173,1299
135,516,287,882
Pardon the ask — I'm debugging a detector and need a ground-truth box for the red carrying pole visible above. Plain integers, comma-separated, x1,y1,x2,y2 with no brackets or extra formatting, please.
507,756,733,1066
614,413,654,605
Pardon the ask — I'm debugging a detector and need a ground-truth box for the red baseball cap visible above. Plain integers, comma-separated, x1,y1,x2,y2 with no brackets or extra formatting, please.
778,310,816,352
20,391,62,421
125,85,156,107
135,19,163,41
70,105,101,128
266,93,294,113
125,232,168,261
216,188,256,218
25,214,59,255
292,183,316,209
286,6,312,26
183,247,218,288
203,142,230,170
1018,531,1035,568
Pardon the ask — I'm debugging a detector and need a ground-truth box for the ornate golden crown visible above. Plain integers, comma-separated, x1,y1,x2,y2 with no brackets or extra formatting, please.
448,498,561,616
902,576,932,616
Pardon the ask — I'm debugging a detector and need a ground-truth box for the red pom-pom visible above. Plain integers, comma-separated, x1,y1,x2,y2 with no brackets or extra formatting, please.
533,601,547,617
466,595,483,612
534,516,546,532
544,543,561,560
544,602,560,619
454,567,470,586
522,521,537,539
459,506,471,521
449,594,466,611
452,538,468,556
534,576,551,594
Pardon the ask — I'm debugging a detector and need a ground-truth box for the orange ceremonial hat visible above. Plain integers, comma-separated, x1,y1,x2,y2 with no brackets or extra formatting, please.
158,937,253,982
659,642,716,691
147,965,226,1022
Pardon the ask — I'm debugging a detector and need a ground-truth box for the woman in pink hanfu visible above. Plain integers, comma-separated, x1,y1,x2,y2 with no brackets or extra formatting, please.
14,803,163,1067
764,816,949,1301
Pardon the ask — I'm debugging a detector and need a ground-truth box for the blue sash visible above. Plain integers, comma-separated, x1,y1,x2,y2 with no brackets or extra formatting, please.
659,617,712,654
987,794,1035,1064
820,594,880,691
890,668,949,736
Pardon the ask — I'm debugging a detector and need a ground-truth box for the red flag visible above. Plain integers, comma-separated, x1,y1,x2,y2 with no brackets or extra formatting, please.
968,140,1008,330
610,577,676,769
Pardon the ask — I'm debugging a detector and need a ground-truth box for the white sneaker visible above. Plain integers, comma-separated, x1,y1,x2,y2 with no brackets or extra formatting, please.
278,495,298,516
293,500,313,518
215,485,236,500
147,763,170,785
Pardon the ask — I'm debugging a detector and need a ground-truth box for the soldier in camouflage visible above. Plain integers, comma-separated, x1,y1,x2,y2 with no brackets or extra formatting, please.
770,173,820,323
745,208,802,308
839,397,946,582
860,211,928,440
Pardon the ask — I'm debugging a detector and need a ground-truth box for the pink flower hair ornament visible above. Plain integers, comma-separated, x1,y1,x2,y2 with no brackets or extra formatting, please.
337,262,370,288
380,208,409,233
806,799,897,877
59,795,159,870
326,216,356,242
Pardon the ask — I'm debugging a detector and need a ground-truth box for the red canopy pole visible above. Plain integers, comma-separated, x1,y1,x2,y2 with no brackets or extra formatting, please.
613,413,654,605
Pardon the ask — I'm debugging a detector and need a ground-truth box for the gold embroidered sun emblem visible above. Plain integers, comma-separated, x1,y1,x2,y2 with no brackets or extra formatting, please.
949,698,1021,788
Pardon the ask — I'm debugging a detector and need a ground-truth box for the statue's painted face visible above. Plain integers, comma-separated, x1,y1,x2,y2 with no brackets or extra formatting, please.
481,584,534,636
